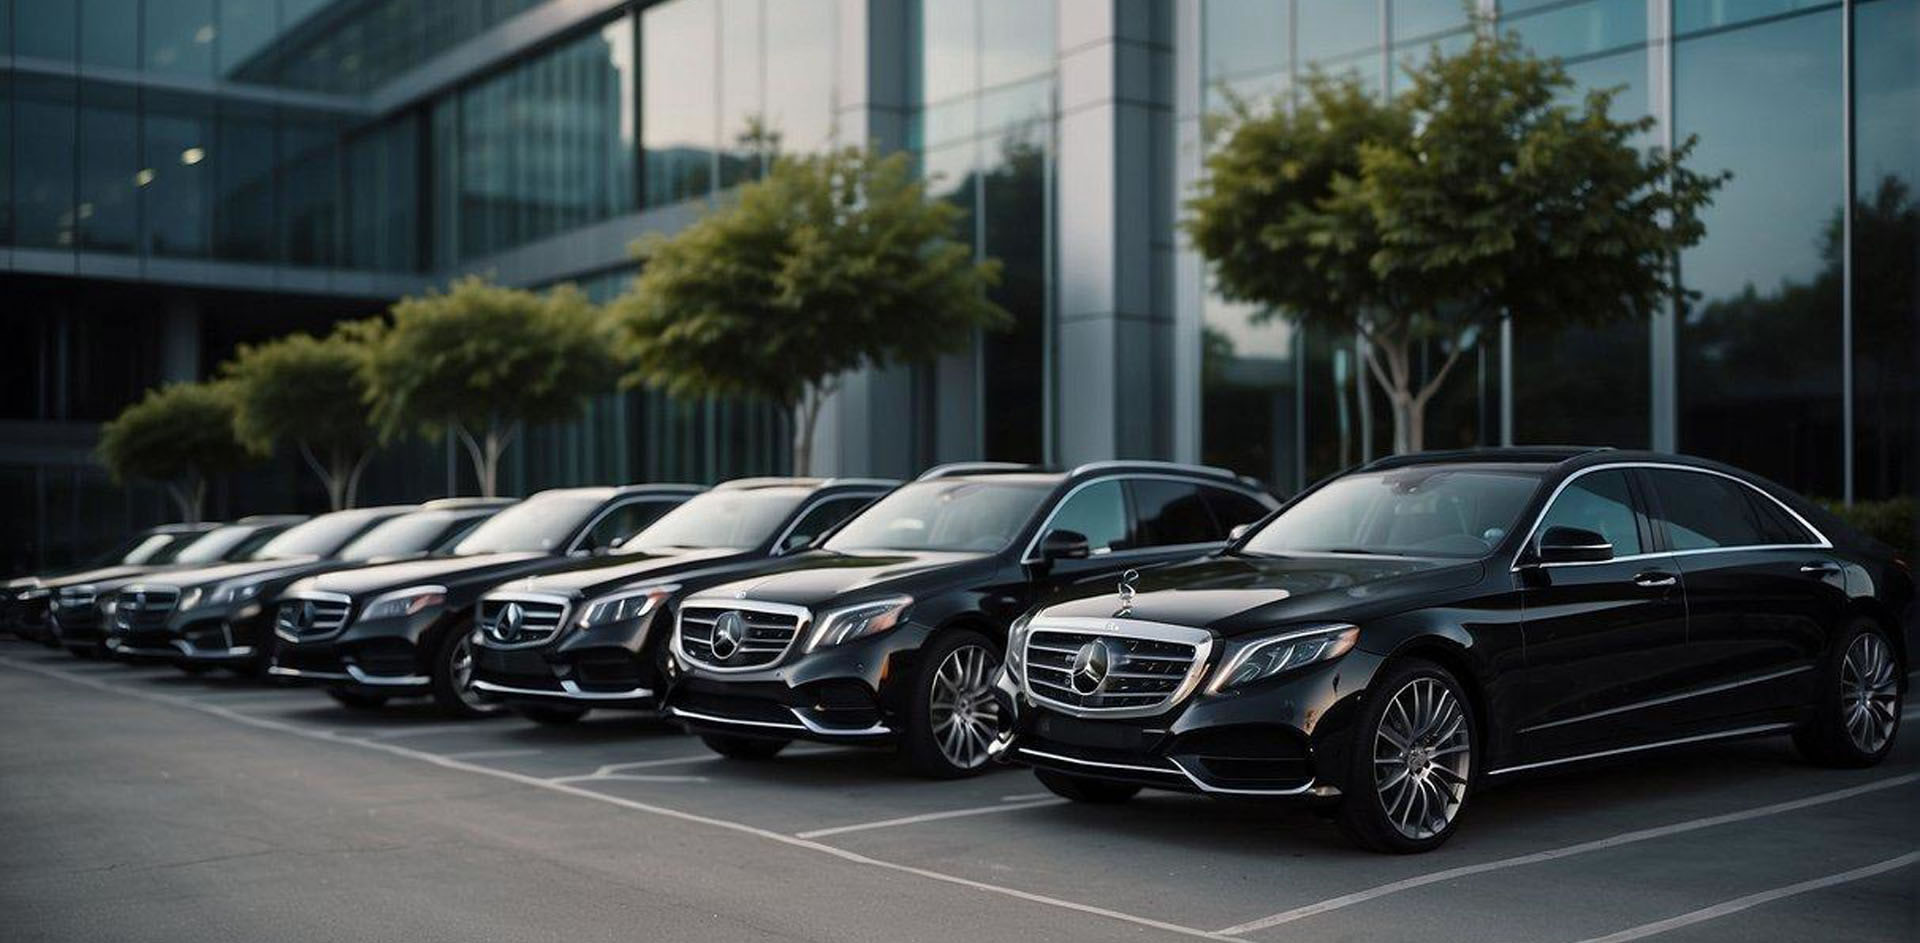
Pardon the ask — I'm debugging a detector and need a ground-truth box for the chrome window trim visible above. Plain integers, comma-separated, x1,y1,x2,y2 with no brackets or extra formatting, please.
1511,462,1832,573
1018,473,1266,565
1517,665,1814,734
1487,723,1794,776
1018,615,1216,720
671,598,813,673
472,591,574,650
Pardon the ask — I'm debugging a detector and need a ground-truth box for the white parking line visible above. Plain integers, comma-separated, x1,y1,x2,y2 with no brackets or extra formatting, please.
1573,850,1920,942
797,798,1068,839
551,745,846,783
444,748,546,761
1001,792,1051,802
0,656,1235,943
1217,771,1920,935
357,723,496,740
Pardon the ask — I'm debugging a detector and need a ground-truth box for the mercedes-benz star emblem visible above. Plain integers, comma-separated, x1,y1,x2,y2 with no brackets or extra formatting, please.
296,600,317,628
487,602,525,643
1069,639,1114,695
710,611,747,660
1116,568,1140,611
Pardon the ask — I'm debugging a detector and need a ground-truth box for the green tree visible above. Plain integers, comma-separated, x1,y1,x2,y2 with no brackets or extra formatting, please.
362,276,622,497
223,330,377,510
98,382,262,522
611,147,1011,474
1185,22,1726,453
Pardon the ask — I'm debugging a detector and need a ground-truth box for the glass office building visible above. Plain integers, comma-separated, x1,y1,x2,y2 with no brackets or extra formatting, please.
2,0,1913,572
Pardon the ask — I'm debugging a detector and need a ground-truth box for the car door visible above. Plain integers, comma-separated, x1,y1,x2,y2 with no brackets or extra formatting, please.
1641,467,1844,724
1515,468,1690,757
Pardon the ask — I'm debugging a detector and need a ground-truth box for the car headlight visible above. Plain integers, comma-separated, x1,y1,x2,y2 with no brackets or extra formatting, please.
178,587,204,610
806,596,913,652
356,585,447,623
21,587,51,601
1206,623,1359,694
576,584,678,629
1004,611,1036,674
205,580,264,608
99,592,120,616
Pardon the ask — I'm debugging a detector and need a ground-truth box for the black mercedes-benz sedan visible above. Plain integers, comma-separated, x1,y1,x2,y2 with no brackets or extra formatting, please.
147,499,512,675
989,448,1912,853
3,522,216,645
270,484,702,717
470,477,893,724
48,516,307,657
664,462,1279,777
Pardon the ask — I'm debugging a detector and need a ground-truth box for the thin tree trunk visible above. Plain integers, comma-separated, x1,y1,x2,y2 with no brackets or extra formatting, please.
791,380,838,477
344,451,371,509
455,424,493,498
165,482,195,523
297,441,344,510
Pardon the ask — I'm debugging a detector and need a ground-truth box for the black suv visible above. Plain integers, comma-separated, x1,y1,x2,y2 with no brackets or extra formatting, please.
49,516,307,658
470,477,893,724
664,462,1278,776
3,522,216,645
144,499,512,675
991,449,1912,853
271,484,702,717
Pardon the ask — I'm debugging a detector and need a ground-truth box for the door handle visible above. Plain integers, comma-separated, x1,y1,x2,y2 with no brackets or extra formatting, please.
1799,561,1842,575
1633,571,1678,588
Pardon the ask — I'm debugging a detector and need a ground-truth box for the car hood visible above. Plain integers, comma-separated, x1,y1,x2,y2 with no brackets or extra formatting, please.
1037,553,1485,638
695,550,996,609
142,557,324,590
31,564,169,590
291,551,558,600
501,547,757,597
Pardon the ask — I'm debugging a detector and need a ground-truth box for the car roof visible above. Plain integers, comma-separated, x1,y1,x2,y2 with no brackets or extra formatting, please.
419,497,515,510
526,483,707,502
232,514,309,525
1359,447,1614,472
711,477,899,492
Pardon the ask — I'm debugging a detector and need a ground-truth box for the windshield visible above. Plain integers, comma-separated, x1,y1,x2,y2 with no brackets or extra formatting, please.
252,511,391,560
92,533,172,566
172,525,267,565
1242,467,1543,559
453,494,605,554
824,480,1050,553
625,488,810,552
339,511,474,561
139,533,203,565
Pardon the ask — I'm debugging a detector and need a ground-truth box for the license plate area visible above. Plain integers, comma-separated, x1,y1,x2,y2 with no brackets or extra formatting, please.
1035,713,1157,752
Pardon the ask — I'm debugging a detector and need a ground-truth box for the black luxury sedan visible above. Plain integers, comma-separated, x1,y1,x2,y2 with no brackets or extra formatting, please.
988,448,1912,853
271,484,702,716
49,516,308,658
3,522,217,644
470,477,894,724
126,499,512,675
663,462,1280,777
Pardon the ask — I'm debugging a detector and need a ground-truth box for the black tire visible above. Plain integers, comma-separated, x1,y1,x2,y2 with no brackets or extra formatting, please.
699,733,790,760
1794,619,1902,768
900,628,1003,779
1334,657,1479,854
1034,768,1142,804
327,689,389,710
428,624,504,719
514,704,590,726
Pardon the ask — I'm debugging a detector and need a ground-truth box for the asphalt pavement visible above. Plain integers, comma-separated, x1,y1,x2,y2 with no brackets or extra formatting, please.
2,639,1915,943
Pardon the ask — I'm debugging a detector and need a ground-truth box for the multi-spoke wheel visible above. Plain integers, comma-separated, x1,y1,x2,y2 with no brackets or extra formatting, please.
1798,620,1902,767
1337,658,1477,853
903,629,1003,778
431,625,504,719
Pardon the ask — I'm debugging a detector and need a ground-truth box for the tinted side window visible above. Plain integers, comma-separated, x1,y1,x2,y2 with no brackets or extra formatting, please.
1203,486,1271,531
1745,490,1819,545
1539,470,1644,556
1045,480,1130,554
783,495,875,550
1647,470,1768,550
1129,479,1219,547
579,500,676,552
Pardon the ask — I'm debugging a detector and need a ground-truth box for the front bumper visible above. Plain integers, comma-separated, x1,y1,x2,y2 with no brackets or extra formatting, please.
470,612,666,711
269,607,446,695
166,605,274,665
663,622,935,743
49,608,103,647
996,650,1383,798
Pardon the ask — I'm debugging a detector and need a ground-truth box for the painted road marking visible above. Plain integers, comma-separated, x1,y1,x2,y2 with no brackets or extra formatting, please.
1217,771,1920,935
1573,851,1920,942
797,798,1069,839
443,748,547,761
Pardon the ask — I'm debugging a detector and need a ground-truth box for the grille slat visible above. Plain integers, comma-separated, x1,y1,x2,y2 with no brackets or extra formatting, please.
476,596,569,648
113,586,180,632
1022,624,1207,716
676,603,805,671
276,596,352,641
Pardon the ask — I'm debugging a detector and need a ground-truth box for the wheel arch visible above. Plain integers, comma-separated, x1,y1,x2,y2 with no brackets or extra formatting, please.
1848,597,1910,681
1377,633,1493,756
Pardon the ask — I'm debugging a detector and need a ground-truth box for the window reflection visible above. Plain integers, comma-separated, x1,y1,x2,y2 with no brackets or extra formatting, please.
1852,0,1918,500
77,83,140,254
645,0,719,207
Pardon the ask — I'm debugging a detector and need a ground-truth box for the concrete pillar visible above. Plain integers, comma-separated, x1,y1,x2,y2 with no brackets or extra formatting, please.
160,301,201,382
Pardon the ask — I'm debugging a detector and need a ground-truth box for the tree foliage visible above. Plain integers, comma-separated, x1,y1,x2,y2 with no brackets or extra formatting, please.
223,330,377,510
1185,22,1727,452
362,276,622,496
610,146,1012,473
98,382,261,521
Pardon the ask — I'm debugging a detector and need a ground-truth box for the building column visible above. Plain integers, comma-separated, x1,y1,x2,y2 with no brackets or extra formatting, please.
1054,0,1175,464
161,301,201,383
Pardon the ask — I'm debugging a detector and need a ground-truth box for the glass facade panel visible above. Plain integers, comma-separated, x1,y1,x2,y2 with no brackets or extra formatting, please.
644,0,718,207
81,0,140,69
16,3,77,61
142,91,213,258
279,109,341,266
1673,0,1835,35
1676,7,1845,496
1852,0,1918,500
1297,0,1382,75
1204,0,1289,89
217,0,281,77
980,0,1055,88
213,100,278,263
144,0,215,78
763,0,838,155
77,82,141,253
13,75,79,249
1393,0,1473,42
345,116,421,272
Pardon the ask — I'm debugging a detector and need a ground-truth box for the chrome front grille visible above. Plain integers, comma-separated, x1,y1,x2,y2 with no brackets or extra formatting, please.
475,594,570,649
54,586,97,612
113,585,180,631
1021,617,1214,719
275,594,353,641
675,601,809,671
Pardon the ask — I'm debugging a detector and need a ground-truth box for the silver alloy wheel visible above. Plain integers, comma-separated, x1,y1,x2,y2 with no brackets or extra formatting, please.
1373,676,1472,841
929,644,1001,770
450,635,491,711
1842,633,1900,754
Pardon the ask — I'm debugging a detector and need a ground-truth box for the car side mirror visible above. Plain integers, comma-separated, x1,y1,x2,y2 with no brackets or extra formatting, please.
1038,529,1091,563
1536,526,1613,564
608,534,628,550
780,533,814,553
1228,523,1252,542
